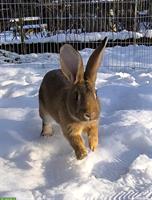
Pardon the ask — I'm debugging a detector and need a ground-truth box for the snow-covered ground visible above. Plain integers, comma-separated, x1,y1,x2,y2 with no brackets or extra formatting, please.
0,29,152,45
0,46,152,200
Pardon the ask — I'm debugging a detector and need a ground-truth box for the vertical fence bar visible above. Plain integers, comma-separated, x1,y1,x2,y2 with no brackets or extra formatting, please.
134,0,138,45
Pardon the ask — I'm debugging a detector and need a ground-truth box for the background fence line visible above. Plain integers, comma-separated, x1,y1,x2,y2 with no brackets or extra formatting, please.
0,0,152,69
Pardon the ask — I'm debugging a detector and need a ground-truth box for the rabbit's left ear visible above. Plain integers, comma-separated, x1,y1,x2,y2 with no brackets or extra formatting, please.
84,37,108,86
60,44,84,84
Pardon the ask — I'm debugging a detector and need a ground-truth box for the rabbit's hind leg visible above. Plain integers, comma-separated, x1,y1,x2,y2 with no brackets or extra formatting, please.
41,121,53,137
39,102,53,137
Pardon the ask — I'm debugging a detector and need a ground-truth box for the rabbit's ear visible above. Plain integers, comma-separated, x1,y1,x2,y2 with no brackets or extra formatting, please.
84,37,108,85
60,44,84,84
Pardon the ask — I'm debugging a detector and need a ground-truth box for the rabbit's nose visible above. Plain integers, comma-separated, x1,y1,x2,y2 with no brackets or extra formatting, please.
84,112,96,121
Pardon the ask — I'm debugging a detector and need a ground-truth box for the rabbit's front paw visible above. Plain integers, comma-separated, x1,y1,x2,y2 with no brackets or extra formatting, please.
89,136,98,151
75,148,87,160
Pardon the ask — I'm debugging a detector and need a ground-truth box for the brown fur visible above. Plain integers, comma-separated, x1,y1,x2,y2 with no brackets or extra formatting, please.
39,37,108,160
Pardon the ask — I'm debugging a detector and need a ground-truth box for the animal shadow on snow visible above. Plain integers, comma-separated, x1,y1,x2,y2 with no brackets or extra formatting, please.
0,107,41,170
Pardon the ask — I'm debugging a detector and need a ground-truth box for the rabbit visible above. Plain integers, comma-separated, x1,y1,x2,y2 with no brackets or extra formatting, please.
39,37,108,160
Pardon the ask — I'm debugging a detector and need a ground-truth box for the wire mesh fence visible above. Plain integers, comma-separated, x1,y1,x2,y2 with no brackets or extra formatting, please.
0,0,152,68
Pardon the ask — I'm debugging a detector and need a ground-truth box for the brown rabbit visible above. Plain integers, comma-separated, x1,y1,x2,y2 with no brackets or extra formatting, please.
39,37,108,160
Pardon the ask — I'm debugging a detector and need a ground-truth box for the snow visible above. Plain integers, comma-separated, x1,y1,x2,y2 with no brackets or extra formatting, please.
145,30,152,38
10,17,41,22
1,29,152,45
0,45,152,199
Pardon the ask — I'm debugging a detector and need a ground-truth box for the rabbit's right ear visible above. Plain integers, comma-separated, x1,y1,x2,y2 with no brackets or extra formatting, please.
60,44,84,84
84,37,108,86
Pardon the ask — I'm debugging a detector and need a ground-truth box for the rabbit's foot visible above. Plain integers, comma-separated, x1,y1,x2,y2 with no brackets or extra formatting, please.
41,124,53,137
89,136,98,151
75,148,87,160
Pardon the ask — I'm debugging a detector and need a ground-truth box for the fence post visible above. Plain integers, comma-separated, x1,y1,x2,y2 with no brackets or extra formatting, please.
133,0,138,45
19,18,26,54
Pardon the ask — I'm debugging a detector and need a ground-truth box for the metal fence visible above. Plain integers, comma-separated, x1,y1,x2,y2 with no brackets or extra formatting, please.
0,0,152,63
